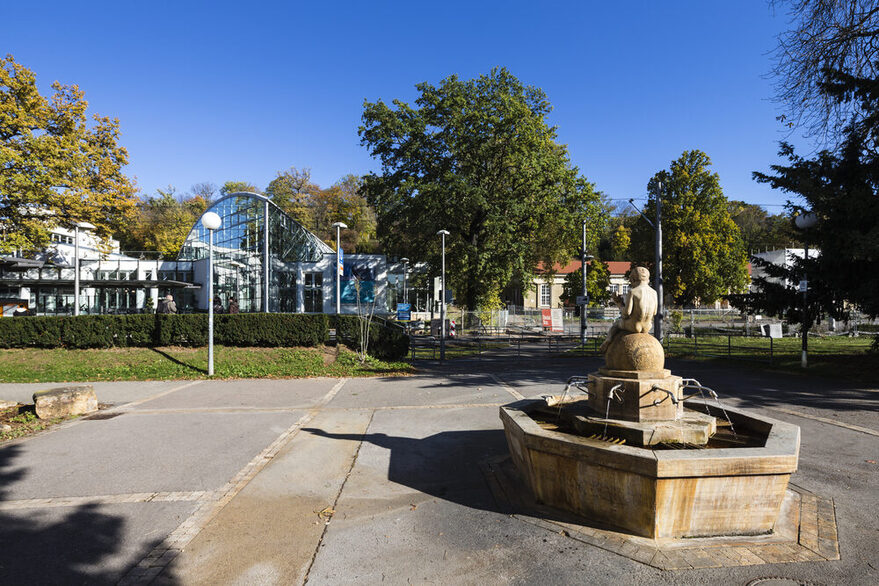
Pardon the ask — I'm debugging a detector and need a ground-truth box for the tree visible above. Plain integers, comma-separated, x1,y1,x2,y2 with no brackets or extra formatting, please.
747,67,879,319
771,0,879,140
190,182,217,202
359,68,606,309
266,169,378,252
629,150,749,306
220,181,260,196
560,261,612,307
727,200,800,252
265,167,318,228
0,55,138,253
121,187,208,258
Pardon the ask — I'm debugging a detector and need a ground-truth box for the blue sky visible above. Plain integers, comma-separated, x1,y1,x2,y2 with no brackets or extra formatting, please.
5,1,808,211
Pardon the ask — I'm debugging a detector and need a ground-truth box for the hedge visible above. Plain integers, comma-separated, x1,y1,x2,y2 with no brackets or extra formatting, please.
331,315,409,360
0,313,327,349
0,313,407,359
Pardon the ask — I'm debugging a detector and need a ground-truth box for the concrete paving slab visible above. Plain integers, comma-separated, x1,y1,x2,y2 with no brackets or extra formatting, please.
1,410,306,499
166,408,373,585
305,405,650,584
0,380,194,407
0,500,197,584
131,378,341,411
328,372,515,409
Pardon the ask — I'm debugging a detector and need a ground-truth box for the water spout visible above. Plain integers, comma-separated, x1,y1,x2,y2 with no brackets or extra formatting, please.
604,383,624,437
650,386,680,406
679,378,736,435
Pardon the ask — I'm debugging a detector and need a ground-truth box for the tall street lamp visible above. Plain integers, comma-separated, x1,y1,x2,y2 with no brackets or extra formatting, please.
437,230,449,361
332,222,348,314
400,257,409,304
202,211,222,376
580,219,594,347
73,221,96,316
795,211,818,368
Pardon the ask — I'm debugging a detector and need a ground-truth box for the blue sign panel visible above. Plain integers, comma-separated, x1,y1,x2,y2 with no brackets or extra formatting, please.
396,303,411,321
340,261,376,304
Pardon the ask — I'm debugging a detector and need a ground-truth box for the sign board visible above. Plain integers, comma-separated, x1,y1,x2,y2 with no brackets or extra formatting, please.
761,323,783,338
396,303,411,321
541,309,552,329
575,295,587,306
798,280,808,292
550,308,564,332
337,248,344,276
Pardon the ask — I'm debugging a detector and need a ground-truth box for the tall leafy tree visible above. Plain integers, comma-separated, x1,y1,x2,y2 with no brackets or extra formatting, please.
359,68,606,309
630,150,749,305
0,55,138,253
265,166,318,228
560,261,612,307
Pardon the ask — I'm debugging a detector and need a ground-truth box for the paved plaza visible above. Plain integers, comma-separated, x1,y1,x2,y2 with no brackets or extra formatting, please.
0,355,877,585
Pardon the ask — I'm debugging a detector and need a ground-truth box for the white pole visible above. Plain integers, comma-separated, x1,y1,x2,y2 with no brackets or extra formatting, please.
336,225,341,314
74,225,80,316
208,228,215,376
437,230,449,361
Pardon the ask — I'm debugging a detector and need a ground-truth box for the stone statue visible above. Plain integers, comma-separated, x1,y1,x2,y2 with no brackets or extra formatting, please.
599,266,657,354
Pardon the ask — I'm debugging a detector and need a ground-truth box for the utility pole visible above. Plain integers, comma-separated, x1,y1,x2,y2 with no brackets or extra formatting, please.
654,181,664,342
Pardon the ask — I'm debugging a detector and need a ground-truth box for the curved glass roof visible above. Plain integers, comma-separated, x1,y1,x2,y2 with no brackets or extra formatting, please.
177,192,333,263
177,192,334,313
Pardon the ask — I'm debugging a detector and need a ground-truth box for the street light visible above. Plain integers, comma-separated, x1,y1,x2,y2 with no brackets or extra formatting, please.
437,230,449,361
400,257,409,304
73,221,96,316
332,222,348,314
202,211,222,376
580,219,594,347
795,211,818,368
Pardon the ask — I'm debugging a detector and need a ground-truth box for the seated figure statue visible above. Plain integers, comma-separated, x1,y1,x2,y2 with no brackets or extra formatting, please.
599,266,657,354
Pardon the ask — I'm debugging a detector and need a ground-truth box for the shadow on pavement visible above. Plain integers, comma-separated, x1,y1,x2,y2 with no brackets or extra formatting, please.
302,427,508,512
414,354,879,415
0,443,172,584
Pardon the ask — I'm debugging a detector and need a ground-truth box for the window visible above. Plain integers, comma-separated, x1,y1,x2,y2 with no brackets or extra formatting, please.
621,284,630,296
539,283,551,307
304,272,323,313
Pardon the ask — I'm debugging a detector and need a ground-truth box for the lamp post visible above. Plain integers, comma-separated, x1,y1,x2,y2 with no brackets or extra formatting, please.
795,211,818,368
73,221,96,316
400,257,409,304
437,230,449,361
580,218,595,347
332,222,348,314
202,211,222,376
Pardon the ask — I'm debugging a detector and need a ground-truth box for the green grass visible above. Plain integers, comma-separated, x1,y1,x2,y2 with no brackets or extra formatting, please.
0,345,413,383
664,334,879,383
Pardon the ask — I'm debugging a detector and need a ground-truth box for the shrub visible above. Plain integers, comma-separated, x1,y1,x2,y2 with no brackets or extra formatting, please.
332,315,409,360
0,313,330,349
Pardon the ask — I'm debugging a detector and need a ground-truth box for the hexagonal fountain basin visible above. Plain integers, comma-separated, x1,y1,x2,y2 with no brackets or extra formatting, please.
500,399,800,539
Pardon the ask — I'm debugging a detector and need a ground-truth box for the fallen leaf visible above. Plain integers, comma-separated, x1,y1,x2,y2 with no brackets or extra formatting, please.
410,503,417,510
866,460,876,464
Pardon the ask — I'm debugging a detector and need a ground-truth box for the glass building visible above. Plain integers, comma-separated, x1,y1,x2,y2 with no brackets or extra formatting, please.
178,192,335,313
1,192,393,316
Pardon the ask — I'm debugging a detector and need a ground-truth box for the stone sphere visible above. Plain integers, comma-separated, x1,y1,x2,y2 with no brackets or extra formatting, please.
605,332,665,371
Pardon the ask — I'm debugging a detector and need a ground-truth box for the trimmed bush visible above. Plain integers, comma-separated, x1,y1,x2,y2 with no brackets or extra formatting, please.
215,314,328,347
0,313,330,349
331,315,409,360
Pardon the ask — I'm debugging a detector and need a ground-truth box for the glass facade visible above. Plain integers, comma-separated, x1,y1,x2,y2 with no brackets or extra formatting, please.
177,192,333,313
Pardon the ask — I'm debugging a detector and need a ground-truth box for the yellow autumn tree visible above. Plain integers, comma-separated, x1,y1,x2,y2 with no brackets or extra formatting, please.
0,54,138,253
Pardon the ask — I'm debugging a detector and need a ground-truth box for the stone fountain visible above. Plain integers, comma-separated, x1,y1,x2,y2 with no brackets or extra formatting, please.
499,267,800,539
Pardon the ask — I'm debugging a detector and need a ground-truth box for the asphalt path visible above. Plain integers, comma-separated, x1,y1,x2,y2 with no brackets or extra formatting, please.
0,355,876,585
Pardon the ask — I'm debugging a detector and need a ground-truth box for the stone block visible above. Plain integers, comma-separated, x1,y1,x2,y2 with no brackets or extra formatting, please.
588,373,683,422
33,385,97,420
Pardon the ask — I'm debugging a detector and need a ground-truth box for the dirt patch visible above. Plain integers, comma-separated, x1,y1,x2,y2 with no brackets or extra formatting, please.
1,402,112,442
320,345,339,366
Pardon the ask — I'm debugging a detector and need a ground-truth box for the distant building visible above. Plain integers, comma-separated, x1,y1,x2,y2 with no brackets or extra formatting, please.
0,192,395,316
518,260,633,309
